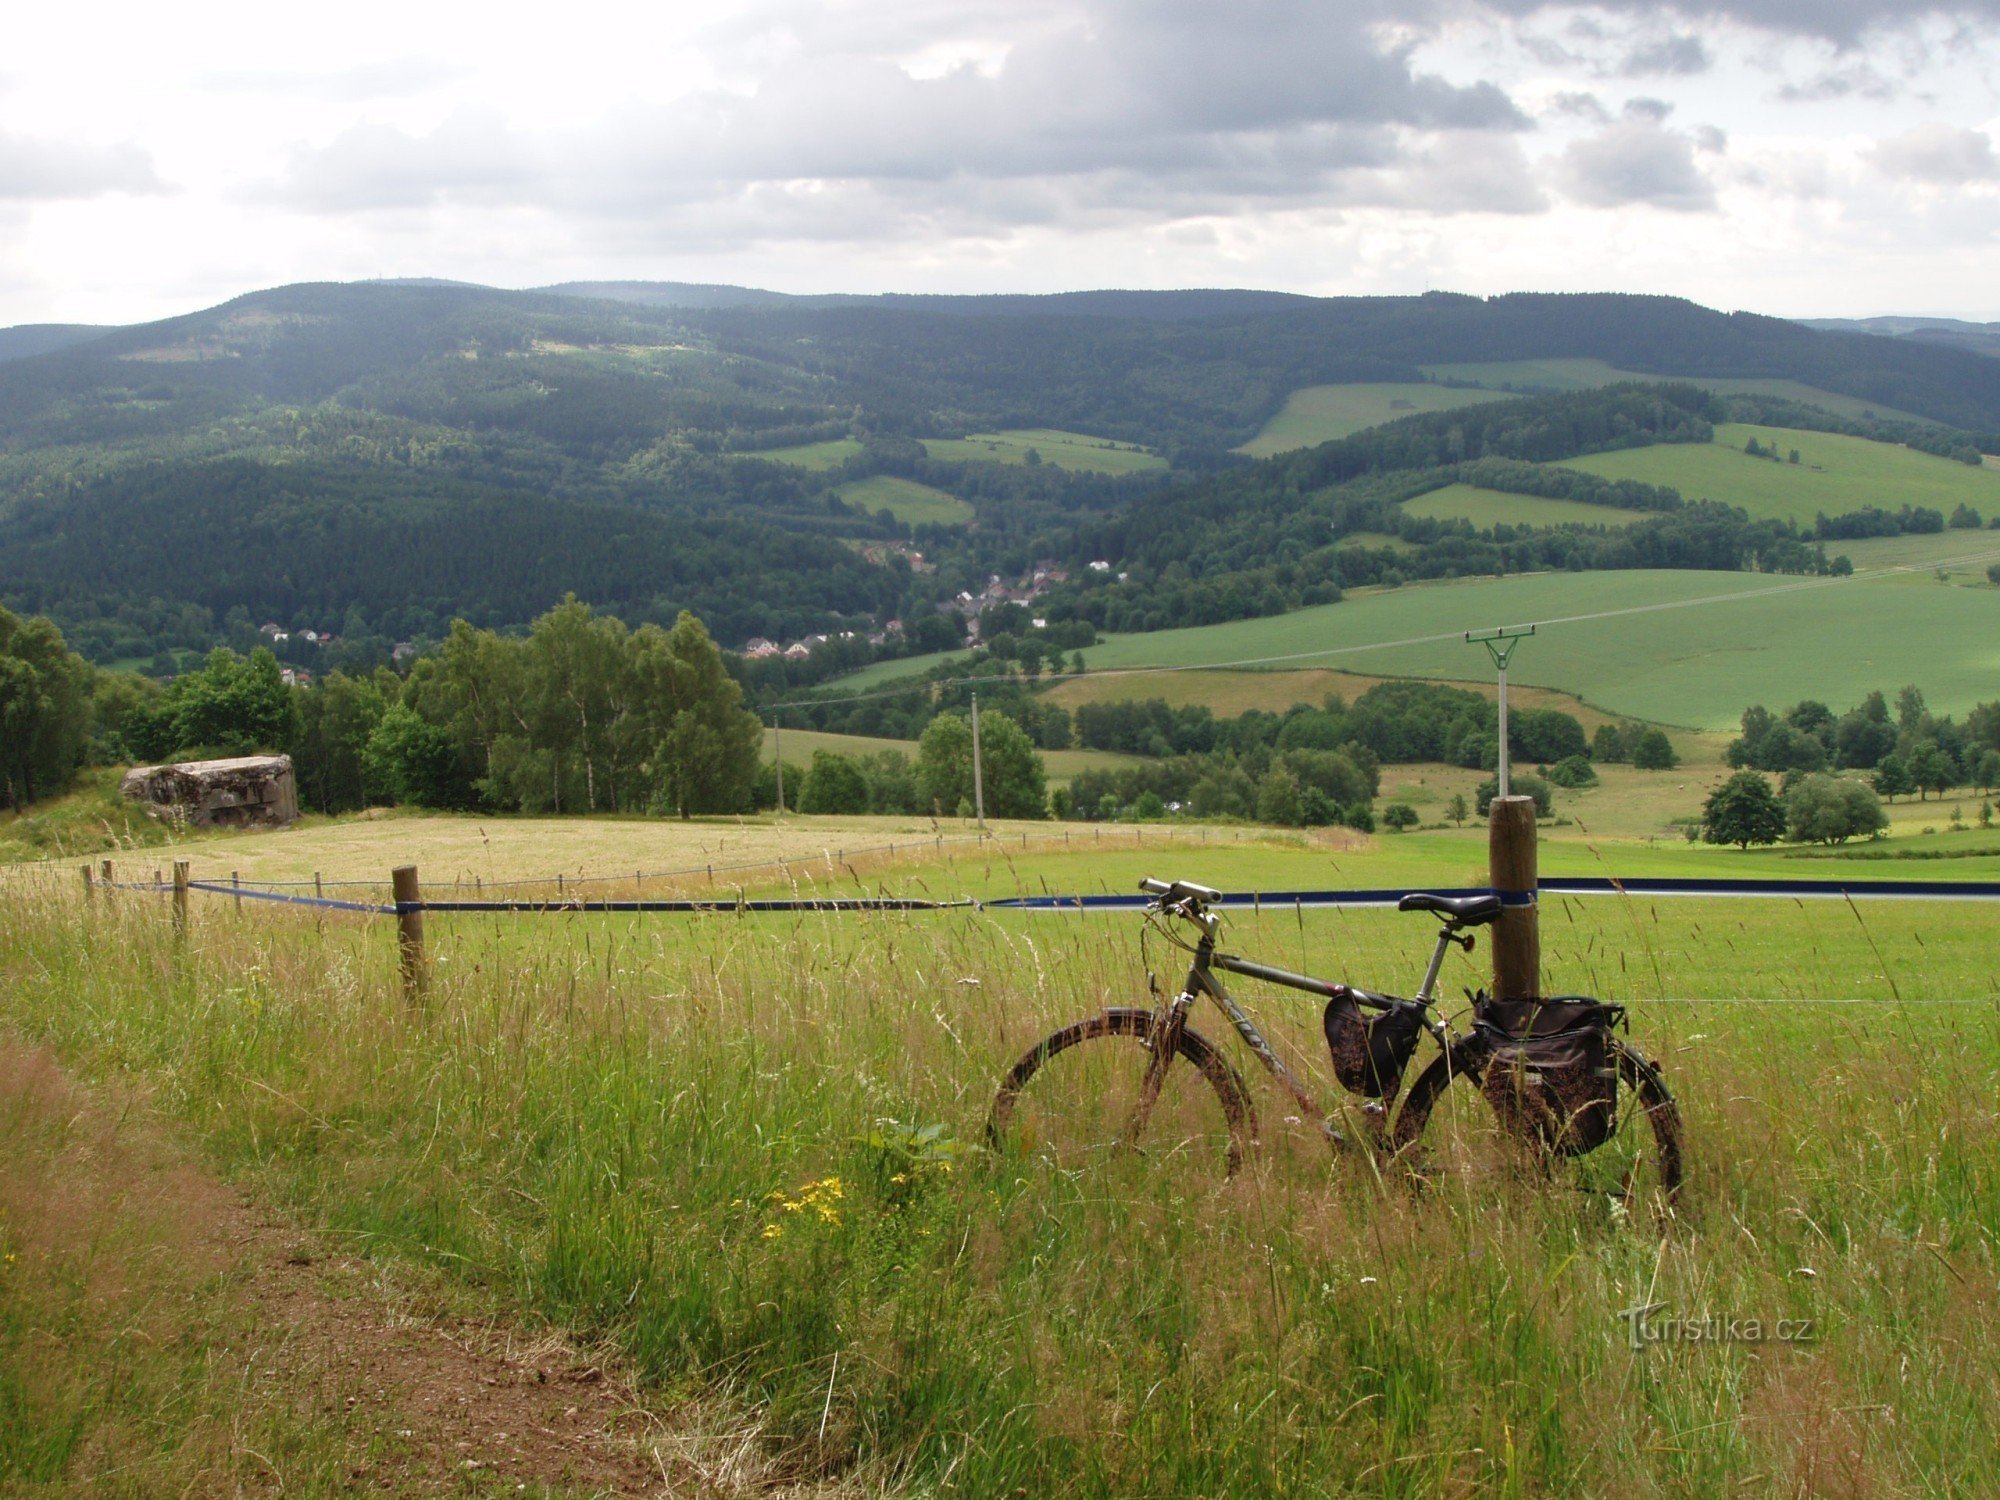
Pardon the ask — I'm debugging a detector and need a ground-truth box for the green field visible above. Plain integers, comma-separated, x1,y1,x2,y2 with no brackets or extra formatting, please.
921,429,1166,474
1334,529,1419,551
1403,483,1642,530
6,820,2000,1493
833,474,974,526
1236,383,1516,457
1423,358,1939,425
1561,424,2000,526
1068,567,2000,728
764,726,1144,787
735,436,864,469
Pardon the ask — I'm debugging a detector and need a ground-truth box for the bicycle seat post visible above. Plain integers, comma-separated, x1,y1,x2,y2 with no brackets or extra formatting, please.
1416,920,1459,1005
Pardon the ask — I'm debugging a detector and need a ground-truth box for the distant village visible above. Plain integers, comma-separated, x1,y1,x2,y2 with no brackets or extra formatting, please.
738,557,1115,661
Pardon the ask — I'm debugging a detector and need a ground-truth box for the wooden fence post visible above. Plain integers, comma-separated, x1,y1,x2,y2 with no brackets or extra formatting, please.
100,859,114,890
82,865,95,904
1488,796,1541,1001
172,862,189,944
392,865,426,1001
231,871,242,915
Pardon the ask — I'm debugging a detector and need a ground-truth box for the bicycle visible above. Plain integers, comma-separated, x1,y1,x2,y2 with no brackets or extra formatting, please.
987,877,1684,1217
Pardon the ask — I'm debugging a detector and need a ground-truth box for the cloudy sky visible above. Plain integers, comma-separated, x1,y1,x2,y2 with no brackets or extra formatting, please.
5,0,1999,327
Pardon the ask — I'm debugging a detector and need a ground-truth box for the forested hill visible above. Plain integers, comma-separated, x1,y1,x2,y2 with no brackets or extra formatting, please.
9,277,2000,668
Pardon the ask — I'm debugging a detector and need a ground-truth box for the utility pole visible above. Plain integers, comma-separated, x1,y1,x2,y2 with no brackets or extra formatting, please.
1467,625,1534,797
1467,624,1539,1001
970,691,986,827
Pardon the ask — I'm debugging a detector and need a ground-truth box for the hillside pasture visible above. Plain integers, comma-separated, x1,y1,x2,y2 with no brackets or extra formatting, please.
734,437,864,469
1423,358,1940,425
1069,567,2000,728
764,725,1147,787
1561,423,2000,526
920,429,1166,474
833,474,973,526
1235,382,1516,456
5,830,2000,1493
1402,483,1644,530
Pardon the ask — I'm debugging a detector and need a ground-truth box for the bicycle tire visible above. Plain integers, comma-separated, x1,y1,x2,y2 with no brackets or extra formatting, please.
1387,1036,1685,1221
987,1008,1258,1175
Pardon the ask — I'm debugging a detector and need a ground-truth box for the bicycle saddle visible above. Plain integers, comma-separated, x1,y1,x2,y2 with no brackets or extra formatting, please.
1397,892,1503,926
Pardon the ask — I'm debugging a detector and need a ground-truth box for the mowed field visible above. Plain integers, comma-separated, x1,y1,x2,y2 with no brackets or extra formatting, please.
735,436,864,469
763,725,1146,787
1235,382,1516,457
5,814,2000,1492
833,474,974,526
919,428,1166,474
1403,483,1643,529
1562,424,2000,526
1066,567,2000,728
1421,357,1941,425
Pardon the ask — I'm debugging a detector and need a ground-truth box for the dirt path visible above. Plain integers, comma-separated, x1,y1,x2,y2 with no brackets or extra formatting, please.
0,1041,849,1497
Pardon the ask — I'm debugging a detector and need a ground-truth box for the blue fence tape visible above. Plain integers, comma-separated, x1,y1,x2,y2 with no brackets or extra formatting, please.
166,874,2000,917
986,876,2000,911
407,897,975,914
185,880,397,915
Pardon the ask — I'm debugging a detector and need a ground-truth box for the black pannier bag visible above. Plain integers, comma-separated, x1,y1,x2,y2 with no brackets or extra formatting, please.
1323,989,1426,1099
1473,995,1623,1156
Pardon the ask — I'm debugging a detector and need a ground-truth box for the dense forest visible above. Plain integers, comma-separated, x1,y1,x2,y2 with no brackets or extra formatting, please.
7,280,2000,675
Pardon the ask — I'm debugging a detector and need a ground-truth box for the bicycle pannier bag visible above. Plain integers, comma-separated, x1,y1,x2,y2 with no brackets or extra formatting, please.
1324,991,1426,1099
1474,996,1621,1156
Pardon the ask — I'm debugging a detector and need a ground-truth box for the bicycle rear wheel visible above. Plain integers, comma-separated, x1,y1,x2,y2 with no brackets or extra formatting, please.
987,1008,1257,1175
1387,1038,1684,1224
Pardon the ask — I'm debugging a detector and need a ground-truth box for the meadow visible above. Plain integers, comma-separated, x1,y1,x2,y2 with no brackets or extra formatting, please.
1420,359,1939,426
734,437,866,470
1064,567,2000,729
4,816,2000,1494
765,725,1147,789
1402,483,1643,530
918,429,1166,474
1235,383,1514,457
833,476,974,527
1562,424,2000,527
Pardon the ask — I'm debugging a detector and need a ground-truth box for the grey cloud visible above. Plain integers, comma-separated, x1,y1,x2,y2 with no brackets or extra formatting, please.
1776,63,1902,100
261,0,1538,238
0,132,164,200
1620,33,1711,74
1546,92,1611,122
1476,0,2000,46
1869,124,1999,181
1624,97,1675,121
1557,119,1720,210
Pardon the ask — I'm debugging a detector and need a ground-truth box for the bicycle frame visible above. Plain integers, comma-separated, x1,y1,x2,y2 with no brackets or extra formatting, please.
1139,902,1467,1152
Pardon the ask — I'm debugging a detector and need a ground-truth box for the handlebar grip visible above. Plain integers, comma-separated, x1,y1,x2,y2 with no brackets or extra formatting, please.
1138,877,1173,896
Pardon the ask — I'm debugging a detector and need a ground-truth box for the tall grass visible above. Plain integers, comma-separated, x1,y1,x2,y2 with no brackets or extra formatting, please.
2,872,1997,1493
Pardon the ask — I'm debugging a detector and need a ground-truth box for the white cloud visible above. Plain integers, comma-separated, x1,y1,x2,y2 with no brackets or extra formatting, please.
0,131,163,201
1556,117,1721,209
1869,122,1999,180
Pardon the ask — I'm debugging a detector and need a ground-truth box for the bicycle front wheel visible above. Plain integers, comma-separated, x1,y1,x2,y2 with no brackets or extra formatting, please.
1387,1037,1684,1224
987,1008,1258,1176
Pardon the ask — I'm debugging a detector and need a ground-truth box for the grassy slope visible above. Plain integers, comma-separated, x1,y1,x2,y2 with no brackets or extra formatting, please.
920,429,1166,474
1235,383,1516,457
1403,484,1643,529
1066,568,2000,728
733,437,863,469
833,475,974,526
763,726,1143,786
1423,358,1940,425
8,861,2000,1495
1562,424,2000,526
